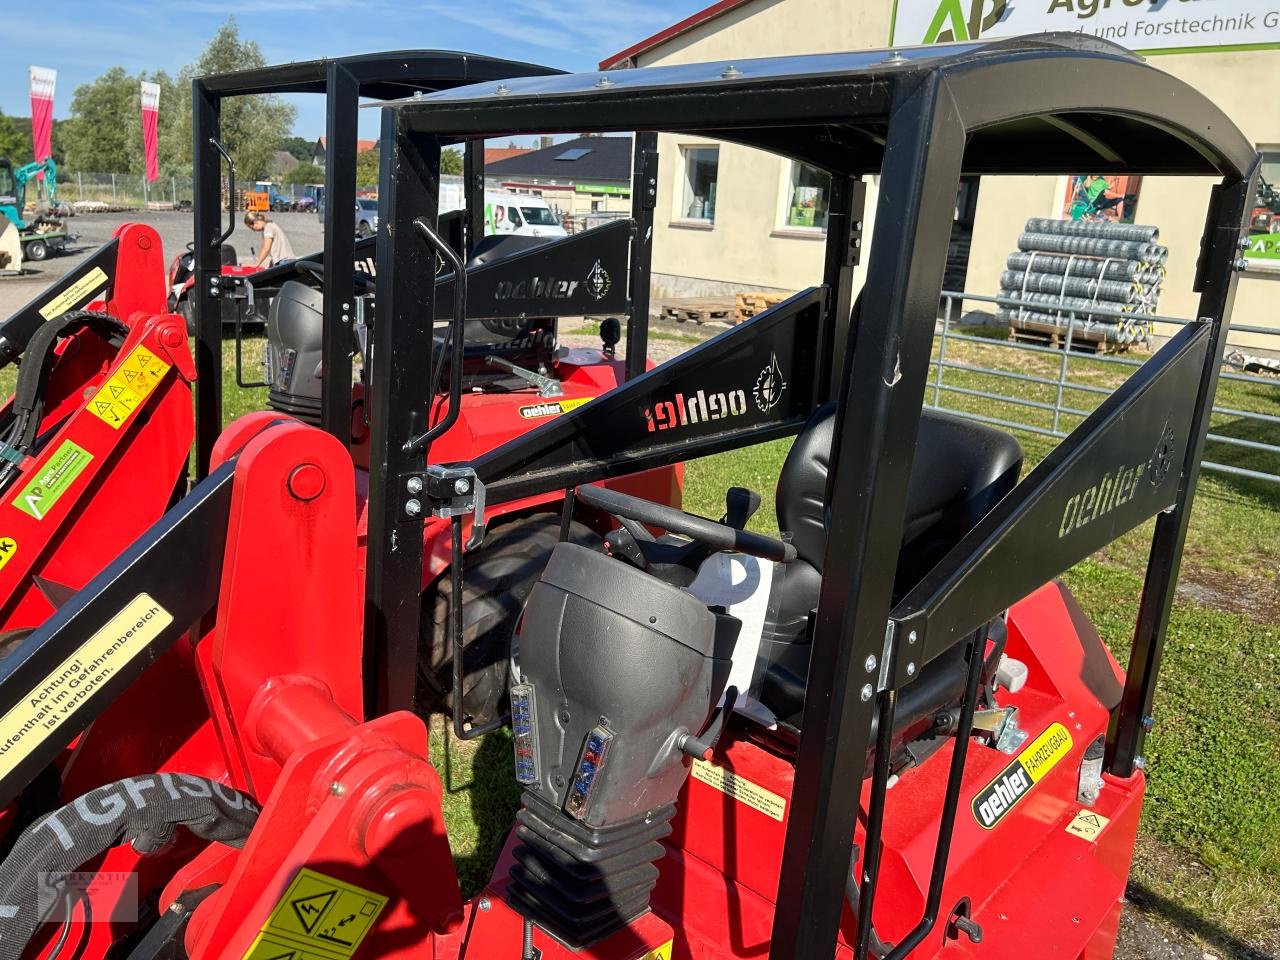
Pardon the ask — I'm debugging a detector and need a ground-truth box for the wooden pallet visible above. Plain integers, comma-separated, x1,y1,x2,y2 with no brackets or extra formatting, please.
735,291,790,321
1007,325,1126,355
660,297,736,325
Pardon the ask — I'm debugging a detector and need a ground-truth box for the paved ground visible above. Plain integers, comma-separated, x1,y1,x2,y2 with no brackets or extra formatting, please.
0,209,1267,959
0,209,323,317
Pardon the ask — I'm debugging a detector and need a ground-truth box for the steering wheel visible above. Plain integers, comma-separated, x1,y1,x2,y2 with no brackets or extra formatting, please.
576,485,796,563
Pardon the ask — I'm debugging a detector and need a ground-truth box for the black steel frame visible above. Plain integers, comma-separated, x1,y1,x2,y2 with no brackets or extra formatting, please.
189,52,564,478
371,36,1259,959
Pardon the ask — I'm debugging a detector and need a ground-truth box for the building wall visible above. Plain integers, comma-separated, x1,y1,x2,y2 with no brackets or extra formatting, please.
630,0,1279,344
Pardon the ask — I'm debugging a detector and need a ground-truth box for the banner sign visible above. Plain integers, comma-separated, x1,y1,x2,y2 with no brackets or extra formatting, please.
140,81,161,183
28,66,56,179
890,1,1280,55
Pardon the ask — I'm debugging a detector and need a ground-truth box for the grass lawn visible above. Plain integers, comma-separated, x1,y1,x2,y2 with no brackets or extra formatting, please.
28,327,1271,952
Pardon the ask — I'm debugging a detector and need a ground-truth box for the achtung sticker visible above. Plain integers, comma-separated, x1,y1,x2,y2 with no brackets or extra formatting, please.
245,867,387,960
972,722,1073,830
14,439,93,520
0,593,172,779
38,267,109,321
635,942,674,960
691,758,786,821
0,537,16,572
1065,809,1111,842
88,344,171,429
518,396,593,419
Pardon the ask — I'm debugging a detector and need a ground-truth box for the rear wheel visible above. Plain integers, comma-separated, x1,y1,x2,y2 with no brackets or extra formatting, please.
24,239,48,262
420,512,598,728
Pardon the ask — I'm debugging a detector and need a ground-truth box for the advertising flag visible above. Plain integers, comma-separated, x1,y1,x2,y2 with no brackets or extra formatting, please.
140,81,161,183
28,66,56,180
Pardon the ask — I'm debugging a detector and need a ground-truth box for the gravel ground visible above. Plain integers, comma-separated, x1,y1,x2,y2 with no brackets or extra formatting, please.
0,209,1262,959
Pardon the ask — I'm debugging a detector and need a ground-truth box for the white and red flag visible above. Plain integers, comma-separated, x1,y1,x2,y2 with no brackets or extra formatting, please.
140,81,161,182
28,66,56,179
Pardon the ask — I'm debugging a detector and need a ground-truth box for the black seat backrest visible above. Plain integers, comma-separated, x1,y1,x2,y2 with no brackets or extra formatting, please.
777,403,1022,595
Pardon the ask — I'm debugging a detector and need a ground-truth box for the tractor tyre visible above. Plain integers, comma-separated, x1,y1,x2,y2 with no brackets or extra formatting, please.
24,239,48,262
420,512,599,728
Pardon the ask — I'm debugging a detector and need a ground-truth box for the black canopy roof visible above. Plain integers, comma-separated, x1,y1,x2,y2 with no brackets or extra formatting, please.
196,49,562,100
383,35,1256,179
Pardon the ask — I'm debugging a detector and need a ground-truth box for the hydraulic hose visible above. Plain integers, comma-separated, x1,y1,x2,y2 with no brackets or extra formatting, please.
0,774,259,950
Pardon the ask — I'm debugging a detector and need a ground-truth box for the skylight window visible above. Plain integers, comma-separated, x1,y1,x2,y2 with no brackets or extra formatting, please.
555,148,592,161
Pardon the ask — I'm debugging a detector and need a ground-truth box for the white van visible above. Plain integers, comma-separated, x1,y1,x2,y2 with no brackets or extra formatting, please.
483,191,567,239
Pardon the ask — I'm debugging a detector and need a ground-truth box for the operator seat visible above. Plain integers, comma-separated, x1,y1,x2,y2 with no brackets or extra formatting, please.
758,403,1023,736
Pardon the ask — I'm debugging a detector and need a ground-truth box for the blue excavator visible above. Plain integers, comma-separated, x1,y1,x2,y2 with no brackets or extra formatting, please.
0,156,70,262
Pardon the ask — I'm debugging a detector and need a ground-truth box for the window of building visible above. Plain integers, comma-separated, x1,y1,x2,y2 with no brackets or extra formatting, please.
679,146,719,222
782,162,831,230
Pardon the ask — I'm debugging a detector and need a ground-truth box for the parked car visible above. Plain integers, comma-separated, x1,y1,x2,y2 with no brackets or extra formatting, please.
355,197,379,237
484,191,567,239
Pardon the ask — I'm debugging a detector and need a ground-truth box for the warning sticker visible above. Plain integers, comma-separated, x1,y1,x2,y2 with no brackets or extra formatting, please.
88,344,171,430
691,758,787,822
0,537,16,572
635,942,674,960
0,594,171,779
14,439,93,520
38,267,109,321
247,868,387,960
972,722,1074,830
1065,809,1111,842
518,396,594,419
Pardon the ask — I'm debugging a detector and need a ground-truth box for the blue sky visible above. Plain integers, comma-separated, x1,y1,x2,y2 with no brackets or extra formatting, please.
0,0,706,140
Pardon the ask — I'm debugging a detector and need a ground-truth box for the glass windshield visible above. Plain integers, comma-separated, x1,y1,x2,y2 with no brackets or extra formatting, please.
520,205,560,226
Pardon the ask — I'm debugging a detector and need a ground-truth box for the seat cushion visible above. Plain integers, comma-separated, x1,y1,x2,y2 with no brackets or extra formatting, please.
776,403,1023,594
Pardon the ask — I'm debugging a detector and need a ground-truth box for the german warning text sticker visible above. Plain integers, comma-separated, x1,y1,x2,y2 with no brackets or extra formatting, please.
0,593,172,779
691,758,787,821
1065,809,1111,842
38,267,109,321
246,868,387,960
14,439,93,520
88,344,171,429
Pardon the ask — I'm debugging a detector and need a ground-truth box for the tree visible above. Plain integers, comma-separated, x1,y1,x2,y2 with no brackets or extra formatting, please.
355,146,380,187
280,136,313,163
0,111,33,163
441,148,463,176
283,161,324,185
61,67,136,172
165,17,296,181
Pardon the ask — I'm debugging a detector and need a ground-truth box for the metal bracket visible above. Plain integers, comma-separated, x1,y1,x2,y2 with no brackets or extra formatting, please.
416,464,488,547
881,617,921,691
485,355,563,397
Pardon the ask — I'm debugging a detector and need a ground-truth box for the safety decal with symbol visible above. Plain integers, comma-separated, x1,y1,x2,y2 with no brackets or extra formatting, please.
244,868,387,960
1065,809,1111,842
0,537,16,572
87,345,171,430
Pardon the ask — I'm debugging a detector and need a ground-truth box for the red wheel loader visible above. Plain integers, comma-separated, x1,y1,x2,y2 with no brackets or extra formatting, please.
0,34,1260,960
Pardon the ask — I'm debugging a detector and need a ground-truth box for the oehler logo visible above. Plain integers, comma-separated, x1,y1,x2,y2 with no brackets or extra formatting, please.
972,722,1073,829
1058,424,1178,539
645,354,788,433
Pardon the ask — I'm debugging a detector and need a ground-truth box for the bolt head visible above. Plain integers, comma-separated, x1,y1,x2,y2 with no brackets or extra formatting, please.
453,477,471,495
330,781,346,797
405,499,422,517
479,897,491,912
1140,715,1155,732
406,476,423,494
908,630,918,645
1133,755,1147,771
864,655,877,673
906,662,916,677
860,683,874,702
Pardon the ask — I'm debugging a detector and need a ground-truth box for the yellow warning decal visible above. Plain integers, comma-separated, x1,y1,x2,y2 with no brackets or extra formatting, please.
691,758,786,822
972,722,1074,830
0,593,171,779
38,267,109,321
0,537,16,572
246,868,388,960
518,396,594,419
635,941,674,960
1065,809,1111,842
88,344,172,429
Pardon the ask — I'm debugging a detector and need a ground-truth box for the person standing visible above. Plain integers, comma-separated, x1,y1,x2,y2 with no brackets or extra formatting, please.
244,211,296,267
